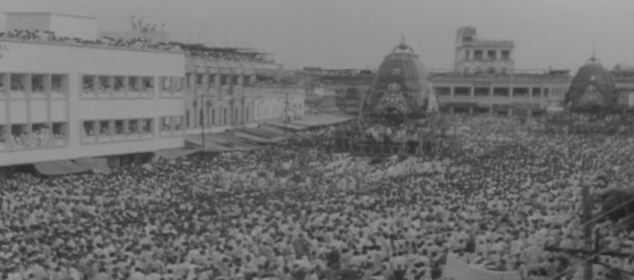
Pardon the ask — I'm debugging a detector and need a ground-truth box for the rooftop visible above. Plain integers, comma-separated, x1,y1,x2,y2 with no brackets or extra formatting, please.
4,11,97,20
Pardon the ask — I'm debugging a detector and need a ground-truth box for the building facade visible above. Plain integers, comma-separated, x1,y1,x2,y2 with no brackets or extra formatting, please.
0,38,186,167
454,26,514,74
432,27,572,115
183,56,305,134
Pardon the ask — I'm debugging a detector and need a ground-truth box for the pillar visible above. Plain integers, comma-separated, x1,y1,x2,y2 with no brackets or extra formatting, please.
508,107,513,117
469,107,475,114
450,86,455,97
469,86,474,98
449,106,455,114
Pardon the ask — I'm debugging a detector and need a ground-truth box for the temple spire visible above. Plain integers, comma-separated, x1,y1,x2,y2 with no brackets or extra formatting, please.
589,49,598,63
401,32,407,46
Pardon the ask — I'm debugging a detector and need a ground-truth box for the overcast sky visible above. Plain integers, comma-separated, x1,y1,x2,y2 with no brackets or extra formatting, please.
2,0,634,71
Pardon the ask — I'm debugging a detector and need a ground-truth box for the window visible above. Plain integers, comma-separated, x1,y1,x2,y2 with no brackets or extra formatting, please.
51,75,65,93
10,74,26,92
31,123,51,147
99,76,111,92
208,74,216,88
99,120,111,136
532,88,541,98
130,77,141,92
10,124,27,148
160,116,170,132
501,67,508,75
161,77,172,92
52,122,67,145
142,77,154,92
197,74,204,88
129,119,139,134
114,120,125,135
174,77,184,92
475,67,482,74
141,118,153,134
0,125,6,148
176,116,184,131
221,75,227,86
501,50,511,60
83,121,96,137
83,75,95,93
474,50,483,60
114,76,125,92
462,36,473,43
487,50,496,60
0,73,7,94
31,74,45,94
488,67,496,74
223,108,228,125
233,75,239,86
544,88,550,97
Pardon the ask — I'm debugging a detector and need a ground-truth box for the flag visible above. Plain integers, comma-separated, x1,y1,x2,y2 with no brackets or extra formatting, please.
442,254,522,280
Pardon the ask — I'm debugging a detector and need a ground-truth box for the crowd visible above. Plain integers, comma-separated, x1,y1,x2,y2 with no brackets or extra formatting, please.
0,30,181,52
2,116,634,280
0,30,272,64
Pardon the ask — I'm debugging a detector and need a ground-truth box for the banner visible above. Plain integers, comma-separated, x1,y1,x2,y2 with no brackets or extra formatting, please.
442,254,522,280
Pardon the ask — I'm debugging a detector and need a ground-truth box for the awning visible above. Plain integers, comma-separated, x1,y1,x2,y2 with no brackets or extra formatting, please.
233,127,289,143
264,121,310,131
186,135,233,152
186,133,257,152
74,158,112,174
291,113,355,128
34,160,90,176
155,148,199,160
231,131,278,144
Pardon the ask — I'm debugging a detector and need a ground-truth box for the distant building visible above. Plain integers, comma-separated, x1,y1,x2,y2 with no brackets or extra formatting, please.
454,26,515,74
611,65,634,107
5,12,98,40
300,68,373,115
431,26,571,116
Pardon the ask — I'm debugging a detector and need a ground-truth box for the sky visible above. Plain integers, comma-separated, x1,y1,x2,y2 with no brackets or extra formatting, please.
2,0,634,71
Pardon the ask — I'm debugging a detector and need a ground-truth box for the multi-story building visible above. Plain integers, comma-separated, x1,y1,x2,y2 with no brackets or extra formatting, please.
612,65,634,107
0,13,186,169
181,47,305,134
431,27,572,115
301,67,373,115
454,26,514,75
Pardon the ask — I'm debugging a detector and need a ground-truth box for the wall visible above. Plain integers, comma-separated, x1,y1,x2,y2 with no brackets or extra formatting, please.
49,14,98,39
6,13,50,32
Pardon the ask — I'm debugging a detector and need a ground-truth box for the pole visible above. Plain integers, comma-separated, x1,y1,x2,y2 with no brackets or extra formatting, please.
201,94,205,160
582,176,594,280
285,89,289,134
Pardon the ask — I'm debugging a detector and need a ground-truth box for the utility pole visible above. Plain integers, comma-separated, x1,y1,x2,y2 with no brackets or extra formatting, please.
581,177,594,280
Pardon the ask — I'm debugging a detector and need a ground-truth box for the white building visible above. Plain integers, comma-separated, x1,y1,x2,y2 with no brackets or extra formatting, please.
0,37,186,168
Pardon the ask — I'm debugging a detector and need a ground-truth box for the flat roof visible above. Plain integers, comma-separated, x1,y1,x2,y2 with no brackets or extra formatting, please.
0,37,184,55
4,11,97,20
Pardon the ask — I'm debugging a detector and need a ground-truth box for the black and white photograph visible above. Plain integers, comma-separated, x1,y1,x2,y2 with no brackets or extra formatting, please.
2,0,634,280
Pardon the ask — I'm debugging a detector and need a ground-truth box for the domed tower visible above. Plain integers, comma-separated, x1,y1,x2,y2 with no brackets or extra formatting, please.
362,35,435,118
566,54,619,112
